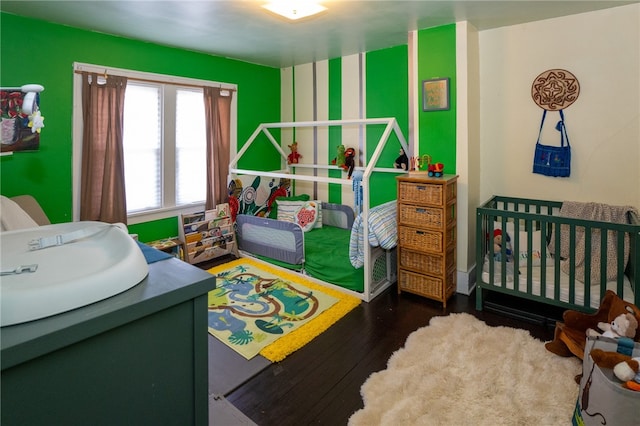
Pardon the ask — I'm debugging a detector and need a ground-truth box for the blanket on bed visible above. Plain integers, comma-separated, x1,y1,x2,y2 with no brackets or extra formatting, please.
349,200,397,268
550,201,638,283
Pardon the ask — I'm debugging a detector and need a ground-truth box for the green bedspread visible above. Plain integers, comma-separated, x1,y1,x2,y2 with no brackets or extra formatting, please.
255,225,364,293
304,225,364,292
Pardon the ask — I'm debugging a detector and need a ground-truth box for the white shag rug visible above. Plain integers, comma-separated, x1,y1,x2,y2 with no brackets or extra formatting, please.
349,313,581,426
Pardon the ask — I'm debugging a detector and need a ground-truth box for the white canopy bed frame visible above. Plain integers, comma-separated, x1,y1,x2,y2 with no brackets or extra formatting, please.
229,117,409,302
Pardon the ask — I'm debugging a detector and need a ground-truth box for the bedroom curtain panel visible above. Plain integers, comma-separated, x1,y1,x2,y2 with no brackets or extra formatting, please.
204,87,233,210
80,72,128,224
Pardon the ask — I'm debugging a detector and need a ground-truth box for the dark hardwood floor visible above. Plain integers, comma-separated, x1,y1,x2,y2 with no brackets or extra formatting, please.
199,256,566,426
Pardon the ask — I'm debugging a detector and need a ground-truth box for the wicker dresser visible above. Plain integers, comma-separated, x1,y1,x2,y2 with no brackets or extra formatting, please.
396,174,458,307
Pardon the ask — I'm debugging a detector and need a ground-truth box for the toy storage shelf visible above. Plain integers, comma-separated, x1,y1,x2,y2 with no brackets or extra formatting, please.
179,203,236,265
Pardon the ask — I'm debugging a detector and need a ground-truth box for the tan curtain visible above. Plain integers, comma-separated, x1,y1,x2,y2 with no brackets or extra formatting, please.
80,72,128,224
204,87,233,210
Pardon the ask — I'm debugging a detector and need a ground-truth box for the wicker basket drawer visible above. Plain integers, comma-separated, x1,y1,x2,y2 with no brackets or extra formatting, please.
398,226,442,253
398,182,443,206
399,204,443,228
400,248,444,275
399,203,456,229
398,269,443,298
400,247,455,275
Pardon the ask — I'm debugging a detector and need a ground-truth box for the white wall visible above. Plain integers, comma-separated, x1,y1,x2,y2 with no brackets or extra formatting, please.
479,4,639,207
455,21,480,294
282,54,366,205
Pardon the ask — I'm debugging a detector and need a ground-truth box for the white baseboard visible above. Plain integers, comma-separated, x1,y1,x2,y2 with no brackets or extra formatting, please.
456,264,477,296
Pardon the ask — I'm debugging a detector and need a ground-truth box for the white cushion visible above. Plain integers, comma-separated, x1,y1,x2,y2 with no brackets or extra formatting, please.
515,230,552,266
276,200,303,222
492,221,553,266
277,200,319,232
294,201,319,232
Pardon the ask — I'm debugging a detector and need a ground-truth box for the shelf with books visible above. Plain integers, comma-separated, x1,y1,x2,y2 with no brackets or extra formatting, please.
179,203,236,265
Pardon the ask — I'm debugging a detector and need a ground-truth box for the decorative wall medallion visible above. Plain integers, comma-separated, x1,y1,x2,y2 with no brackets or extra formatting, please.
531,69,580,110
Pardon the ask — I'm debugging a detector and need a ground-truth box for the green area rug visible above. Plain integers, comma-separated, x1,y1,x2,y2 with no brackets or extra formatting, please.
207,257,360,362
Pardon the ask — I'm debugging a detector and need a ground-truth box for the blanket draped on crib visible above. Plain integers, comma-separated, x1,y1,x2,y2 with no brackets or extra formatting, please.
349,201,397,268
549,201,638,283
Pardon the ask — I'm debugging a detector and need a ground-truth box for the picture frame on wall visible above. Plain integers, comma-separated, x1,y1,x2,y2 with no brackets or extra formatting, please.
422,78,450,111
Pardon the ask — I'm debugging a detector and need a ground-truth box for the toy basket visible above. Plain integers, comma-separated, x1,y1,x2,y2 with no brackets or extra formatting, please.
573,336,640,425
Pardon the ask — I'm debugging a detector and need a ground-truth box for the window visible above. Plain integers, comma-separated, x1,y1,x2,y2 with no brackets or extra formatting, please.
72,63,237,224
122,83,206,213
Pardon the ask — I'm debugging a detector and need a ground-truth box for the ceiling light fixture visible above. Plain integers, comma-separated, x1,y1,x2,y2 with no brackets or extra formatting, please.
262,0,327,21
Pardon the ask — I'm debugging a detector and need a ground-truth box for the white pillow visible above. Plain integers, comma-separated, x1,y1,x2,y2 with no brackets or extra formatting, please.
493,220,516,237
276,200,303,222
514,230,552,266
294,201,319,232
276,199,318,232
492,222,552,267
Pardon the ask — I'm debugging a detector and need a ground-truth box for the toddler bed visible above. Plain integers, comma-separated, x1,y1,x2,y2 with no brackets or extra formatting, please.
235,200,396,298
228,117,409,302
476,196,640,313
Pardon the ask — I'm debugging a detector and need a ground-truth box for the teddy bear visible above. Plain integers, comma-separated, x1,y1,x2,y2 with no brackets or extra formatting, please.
587,312,638,340
394,148,409,170
492,229,513,262
545,291,640,360
287,142,302,164
590,348,640,391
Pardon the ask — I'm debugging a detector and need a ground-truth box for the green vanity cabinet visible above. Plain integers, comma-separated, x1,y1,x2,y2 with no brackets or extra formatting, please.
1,258,216,426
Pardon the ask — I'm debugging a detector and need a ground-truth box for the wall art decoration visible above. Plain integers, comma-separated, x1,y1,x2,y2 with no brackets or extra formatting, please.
531,69,580,111
0,85,45,154
422,77,450,111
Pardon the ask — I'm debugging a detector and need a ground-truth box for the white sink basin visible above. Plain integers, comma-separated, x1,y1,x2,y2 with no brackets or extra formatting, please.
1,221,149,327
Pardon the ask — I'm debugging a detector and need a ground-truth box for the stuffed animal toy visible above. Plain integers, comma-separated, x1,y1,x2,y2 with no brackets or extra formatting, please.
492,229,513,262
590,348,640,391
331,145,346,167
545,291,640,359
287,142,302,164
614,355,640,387
394,148,409,170
344,147,356,179
587,312,638,339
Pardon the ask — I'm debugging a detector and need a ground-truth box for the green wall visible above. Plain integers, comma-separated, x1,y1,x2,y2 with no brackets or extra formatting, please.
0,13,280,241
366,45,409,205
325,46,409,205
418,24,457,173
328,57,342,203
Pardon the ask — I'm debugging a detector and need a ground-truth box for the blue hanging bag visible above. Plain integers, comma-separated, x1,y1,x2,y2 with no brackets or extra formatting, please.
532,109,571,177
